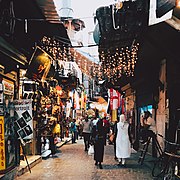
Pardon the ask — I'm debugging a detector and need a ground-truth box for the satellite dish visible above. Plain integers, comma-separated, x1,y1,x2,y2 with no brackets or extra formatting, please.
93,23,100,45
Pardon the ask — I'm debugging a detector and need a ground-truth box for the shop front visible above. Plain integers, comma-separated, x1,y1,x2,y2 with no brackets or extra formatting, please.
134,79,160,157
0,71,19,178
0,32,28,178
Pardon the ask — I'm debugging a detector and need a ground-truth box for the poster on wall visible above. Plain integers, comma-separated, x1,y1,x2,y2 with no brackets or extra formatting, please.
14,99,33,140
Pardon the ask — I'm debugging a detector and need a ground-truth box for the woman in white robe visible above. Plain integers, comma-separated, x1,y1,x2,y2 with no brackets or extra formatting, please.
116,114,131,166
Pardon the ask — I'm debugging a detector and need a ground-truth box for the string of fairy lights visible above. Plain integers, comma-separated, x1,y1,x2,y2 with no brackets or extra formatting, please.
39,36,100,78
40,36,73,61
99,42,139,83
39,36,139,83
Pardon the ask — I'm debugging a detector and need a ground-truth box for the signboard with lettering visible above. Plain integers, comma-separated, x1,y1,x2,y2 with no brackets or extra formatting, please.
14,99,33,140
0,116,5,170
2,79,14,96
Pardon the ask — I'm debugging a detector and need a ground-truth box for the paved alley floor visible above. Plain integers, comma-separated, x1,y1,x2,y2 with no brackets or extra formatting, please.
16,139,154,180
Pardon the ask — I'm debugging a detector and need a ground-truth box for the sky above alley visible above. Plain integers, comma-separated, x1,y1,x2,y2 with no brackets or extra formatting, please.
54,0,115,32
54,0,116,60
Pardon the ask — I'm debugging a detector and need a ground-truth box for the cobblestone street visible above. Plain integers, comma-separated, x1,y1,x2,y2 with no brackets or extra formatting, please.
16,139,154,180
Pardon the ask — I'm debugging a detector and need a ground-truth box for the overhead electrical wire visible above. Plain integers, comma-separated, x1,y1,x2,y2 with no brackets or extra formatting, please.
13,16,96,22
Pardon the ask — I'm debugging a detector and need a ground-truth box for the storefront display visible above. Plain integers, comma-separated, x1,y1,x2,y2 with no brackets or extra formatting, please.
0,78,17,173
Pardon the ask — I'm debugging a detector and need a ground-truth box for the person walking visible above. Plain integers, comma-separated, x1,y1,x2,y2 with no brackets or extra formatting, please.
103,116,110,146
69,119,77,144
48,117,57,156
112,120,118,161
82,115,92,151
116,113,131,166
93,118,106,169
75,118,81,140
79,117,83,139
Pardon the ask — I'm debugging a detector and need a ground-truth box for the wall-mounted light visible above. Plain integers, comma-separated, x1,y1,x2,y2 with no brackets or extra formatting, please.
176,0,180,7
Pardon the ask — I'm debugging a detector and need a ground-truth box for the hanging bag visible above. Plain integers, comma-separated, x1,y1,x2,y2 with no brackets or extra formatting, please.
88,145,94,155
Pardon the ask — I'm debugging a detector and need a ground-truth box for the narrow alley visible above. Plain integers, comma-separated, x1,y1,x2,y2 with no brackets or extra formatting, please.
16,139,153,180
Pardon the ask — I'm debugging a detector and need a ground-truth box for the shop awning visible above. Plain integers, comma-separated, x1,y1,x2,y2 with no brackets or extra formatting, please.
0,36,28,66
0,0,71,59
0,36,28,73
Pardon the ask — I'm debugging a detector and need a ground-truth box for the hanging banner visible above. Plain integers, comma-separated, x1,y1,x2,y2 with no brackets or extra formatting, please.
109,88,119,110
84,92,87,110
80,91,84,110
0,116,5,170
14,99,33,140
74,90,80,110
121,97,126,114
66,100,72,118
111,109,117,122
117,90,121,108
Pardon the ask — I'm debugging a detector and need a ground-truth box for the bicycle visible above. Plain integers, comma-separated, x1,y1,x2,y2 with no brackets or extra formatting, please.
152,134,180,179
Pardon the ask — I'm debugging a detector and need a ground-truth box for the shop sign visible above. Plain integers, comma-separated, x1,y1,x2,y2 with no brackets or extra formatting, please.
0,116,5,170
80,91,84,110
2,79,14,96
14,100,33,140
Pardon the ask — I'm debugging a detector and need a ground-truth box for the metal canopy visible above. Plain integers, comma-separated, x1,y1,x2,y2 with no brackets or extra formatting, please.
0,0,72,74
0,36,27,65
11,0,71,56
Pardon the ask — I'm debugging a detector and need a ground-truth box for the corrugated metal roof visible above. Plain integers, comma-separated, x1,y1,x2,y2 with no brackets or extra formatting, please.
36,0,60,22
